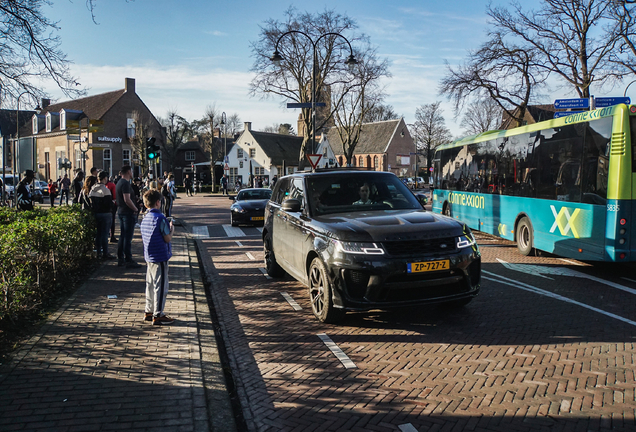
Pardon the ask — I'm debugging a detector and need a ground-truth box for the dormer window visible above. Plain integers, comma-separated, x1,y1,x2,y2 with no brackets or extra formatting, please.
46,115,51,132
61,111,66,130
32,116,38,135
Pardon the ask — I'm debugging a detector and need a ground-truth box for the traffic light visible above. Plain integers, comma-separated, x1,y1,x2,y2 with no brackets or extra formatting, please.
146,137,159,160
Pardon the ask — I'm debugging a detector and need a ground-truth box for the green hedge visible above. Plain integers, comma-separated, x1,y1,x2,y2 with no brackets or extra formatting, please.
0,206,95,325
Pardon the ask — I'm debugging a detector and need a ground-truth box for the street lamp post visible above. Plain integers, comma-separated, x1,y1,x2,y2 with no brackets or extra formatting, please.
624,79,636,97
270,31,358,157
220,111,227,178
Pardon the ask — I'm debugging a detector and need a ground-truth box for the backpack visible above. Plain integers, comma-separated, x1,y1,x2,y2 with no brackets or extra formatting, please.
161,183,169,197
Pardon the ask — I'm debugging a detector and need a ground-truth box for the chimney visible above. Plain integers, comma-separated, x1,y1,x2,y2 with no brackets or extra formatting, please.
41,98,50,110
125,77,136,93
244,121,251,131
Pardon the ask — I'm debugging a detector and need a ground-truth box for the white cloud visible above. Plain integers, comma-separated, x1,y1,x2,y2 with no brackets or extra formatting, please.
40,63,299,131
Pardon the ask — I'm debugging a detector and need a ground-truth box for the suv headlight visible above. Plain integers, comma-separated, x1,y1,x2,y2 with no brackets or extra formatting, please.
456,228,476,249
334,240,384,255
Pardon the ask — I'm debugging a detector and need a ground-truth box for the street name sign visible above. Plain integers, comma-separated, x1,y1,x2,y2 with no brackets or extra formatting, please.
88,143,110,149
595,97,631,107
554,98,589,109
306,154,322,169
554,111,587,119
287,102,327,108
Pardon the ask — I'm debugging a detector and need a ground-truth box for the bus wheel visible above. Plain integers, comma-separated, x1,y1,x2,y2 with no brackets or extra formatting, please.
443,202,451,217
516,217,534,256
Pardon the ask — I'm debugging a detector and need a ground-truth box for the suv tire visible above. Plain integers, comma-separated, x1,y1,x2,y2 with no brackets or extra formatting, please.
308,257,345,323
263,233,285,277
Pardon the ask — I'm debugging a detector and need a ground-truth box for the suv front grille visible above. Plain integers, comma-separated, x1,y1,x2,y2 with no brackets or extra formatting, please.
382,237,457,256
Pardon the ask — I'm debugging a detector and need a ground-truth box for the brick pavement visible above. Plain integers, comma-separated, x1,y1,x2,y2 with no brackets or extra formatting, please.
0,226,236,432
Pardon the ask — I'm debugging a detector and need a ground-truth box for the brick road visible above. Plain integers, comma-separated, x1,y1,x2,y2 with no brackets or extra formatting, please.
0,224,236,432
181,194,636,432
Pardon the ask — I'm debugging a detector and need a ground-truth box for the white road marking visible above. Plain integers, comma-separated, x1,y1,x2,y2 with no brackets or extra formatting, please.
191,226,209,238
258,267,272,279
398,425,419,432
483,271,636,327
317,333,356,369
246,252,256,260
257,227,263,233
223,224,245,237
281,292,302,310
235,240,243,247
558,258,584,266
497,258,636,295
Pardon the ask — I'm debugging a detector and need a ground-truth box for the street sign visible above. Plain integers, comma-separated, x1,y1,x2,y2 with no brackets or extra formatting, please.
224,163,229,171
306,154,322,170
224,156,229,164
554,111,587,118
554,98,589,109
88,143,110,149
595,97,631,108
287,102,327,108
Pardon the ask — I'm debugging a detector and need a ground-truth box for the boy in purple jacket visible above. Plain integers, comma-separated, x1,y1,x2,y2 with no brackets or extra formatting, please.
140,190,175,325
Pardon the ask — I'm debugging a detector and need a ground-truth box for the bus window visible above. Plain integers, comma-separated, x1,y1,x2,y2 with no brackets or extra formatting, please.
581,117,611,203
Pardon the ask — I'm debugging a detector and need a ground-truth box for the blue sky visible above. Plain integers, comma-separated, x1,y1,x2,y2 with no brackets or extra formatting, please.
39,0,621,137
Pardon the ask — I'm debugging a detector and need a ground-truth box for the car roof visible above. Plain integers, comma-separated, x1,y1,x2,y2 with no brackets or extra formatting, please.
283,169,396,179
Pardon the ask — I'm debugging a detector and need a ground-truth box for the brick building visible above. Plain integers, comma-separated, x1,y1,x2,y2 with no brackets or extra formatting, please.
18,77,163,181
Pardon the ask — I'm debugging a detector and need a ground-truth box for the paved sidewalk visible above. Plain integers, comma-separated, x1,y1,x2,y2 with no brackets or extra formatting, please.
0,228,236,431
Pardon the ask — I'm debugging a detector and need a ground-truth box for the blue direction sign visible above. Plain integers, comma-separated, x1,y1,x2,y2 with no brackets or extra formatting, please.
595,97,631,108
554,111,586,118
554,98,589,109
287,102,327,108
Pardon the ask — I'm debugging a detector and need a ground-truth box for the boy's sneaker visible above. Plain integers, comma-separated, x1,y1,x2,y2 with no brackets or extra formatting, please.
144,312,153,322
152,315,175,326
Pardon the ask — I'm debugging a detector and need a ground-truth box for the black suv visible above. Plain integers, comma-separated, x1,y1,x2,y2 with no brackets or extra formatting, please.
263,169,481,323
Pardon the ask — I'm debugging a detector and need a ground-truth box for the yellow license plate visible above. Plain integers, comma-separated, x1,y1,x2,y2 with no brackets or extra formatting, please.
407,260,449,273
250,216,264,221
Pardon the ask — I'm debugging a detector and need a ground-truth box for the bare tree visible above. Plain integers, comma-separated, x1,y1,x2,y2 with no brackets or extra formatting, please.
250,8,367,166
440,32,546,128
608,2,636,77
159,110,192,172
0,0,84,106
331,43,390,166
363,103,399,123
262,123,295,134
226,113,243,136
488,0,622,98
413,102,453,174
461,98,503,135
128,110,152,175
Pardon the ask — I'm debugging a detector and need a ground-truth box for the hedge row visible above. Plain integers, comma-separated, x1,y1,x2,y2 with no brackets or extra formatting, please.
0,206,95,325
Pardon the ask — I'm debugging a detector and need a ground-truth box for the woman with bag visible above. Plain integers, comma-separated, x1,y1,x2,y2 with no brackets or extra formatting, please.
90,171,114,259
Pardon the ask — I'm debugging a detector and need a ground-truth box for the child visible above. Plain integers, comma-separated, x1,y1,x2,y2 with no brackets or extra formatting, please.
140,189,175,325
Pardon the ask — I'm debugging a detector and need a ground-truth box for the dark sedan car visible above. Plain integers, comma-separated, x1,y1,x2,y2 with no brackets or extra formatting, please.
263,170,481,323
229,188,272,226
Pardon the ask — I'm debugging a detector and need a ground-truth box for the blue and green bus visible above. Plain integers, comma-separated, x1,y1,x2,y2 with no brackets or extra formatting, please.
431,104,636,261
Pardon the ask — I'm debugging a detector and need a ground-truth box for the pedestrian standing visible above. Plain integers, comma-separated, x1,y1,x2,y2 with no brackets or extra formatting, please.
257,176,263,188
48,179,58,208
72,169,84,204
105,176,117,243
221,174,228,196
163,174,176,217
79,176,97,210
59,174,71,205
140,189,175,325
16,170,35,211
184,174,193,197
116,165,142,268
90,171,114,259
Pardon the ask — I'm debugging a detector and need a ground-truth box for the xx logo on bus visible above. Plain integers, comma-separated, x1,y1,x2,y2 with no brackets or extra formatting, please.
549,205,582,238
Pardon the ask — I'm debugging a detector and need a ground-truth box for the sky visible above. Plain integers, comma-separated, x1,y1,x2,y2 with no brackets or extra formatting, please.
35,0,632,138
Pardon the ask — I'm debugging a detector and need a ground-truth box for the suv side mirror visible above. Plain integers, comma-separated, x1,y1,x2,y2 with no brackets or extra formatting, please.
281,198,302,212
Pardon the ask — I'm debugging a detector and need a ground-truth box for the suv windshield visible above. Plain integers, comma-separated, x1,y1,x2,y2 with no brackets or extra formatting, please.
237,189,272,201
306,173,422,215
